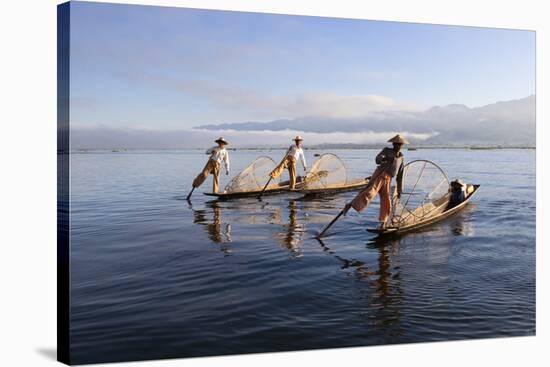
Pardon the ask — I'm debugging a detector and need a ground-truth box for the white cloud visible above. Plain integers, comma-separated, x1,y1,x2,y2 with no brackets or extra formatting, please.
70,125,438,149
282,94,422,119
122,74,422,120
192,128,438,146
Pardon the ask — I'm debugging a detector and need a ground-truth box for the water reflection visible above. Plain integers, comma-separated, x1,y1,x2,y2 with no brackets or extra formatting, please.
364,240,403,335
314,206,480,339
273,200,305,257
192,201,232,255
348,209,475,334
450,205,476,237
317,237,403,337
366,213,470,268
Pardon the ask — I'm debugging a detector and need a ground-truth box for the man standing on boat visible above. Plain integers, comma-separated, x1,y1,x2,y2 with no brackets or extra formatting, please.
191,137,230,193
343,134,408,229
270,136,307,190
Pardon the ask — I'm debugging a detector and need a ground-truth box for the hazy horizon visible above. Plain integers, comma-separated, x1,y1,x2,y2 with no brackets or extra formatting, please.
71,94,535,149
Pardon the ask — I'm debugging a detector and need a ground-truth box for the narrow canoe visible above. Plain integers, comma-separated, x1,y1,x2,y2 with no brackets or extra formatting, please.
204,177,370,199
299,178,369,197
203,177,307,199
367,184,480,236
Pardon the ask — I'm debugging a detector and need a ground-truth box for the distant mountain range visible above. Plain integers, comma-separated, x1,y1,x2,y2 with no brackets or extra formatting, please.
195,95,535,146
70,95,535,149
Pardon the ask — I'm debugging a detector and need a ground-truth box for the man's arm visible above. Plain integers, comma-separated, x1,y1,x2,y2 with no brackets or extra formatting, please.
206,146,216,155
375,148,388,165
396,160,404,197
224,151,230,174
300,150,307,172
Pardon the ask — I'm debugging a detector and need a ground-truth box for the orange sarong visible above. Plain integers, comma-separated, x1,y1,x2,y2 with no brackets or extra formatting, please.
192,160,221,193
350,168,392,223
270,156,297,189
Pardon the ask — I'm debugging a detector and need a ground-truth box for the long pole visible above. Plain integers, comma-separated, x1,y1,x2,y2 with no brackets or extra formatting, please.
258,146,293,200
186,187,195,201
316,165,385,238
257,176,273,200
316,209,344,238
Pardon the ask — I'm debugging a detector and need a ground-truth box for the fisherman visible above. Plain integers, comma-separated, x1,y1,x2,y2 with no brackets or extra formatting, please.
191,137,230,193
448,179,467,209
269,136,307,190
342,134,408,229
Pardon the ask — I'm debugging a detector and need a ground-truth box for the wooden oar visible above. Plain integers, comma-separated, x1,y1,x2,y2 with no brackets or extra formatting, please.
316,168,383,238
257,176,274,201
259,146,294,200
186,187,195,201
316,209,345,238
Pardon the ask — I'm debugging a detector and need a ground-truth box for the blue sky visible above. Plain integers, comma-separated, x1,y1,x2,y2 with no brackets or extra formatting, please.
69,1,535,132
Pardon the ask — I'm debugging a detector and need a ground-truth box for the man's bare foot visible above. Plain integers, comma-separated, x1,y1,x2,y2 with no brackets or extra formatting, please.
378,222,387,230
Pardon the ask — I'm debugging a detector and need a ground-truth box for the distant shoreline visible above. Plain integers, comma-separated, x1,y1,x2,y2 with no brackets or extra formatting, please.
233,145,536,151
70,145,536,153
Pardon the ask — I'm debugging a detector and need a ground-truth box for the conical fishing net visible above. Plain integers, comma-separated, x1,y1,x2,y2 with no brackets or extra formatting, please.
303,153,348,190
224,156,279,193
391,160,449,226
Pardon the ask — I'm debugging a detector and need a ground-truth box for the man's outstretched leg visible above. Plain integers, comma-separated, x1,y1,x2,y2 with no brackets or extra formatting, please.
378,174,392,228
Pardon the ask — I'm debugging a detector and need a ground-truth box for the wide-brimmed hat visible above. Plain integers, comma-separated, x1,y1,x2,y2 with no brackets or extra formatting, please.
293,135,304,141
387,134,409,145
451,179,466,187
215,137,228,145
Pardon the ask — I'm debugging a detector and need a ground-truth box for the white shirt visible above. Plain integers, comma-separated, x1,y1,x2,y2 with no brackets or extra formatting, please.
206,146,230,172
286,145,307,171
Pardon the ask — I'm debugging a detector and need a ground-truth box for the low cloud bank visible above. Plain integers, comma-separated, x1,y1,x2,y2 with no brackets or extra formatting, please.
196,95,535,146
70,95,535,149
70,127,438,149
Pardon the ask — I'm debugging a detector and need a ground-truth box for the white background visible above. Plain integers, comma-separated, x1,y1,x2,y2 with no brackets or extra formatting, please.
0,0,547,366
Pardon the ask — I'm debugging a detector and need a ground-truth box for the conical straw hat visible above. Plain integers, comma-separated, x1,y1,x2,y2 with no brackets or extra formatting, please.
387,134,409,144
451,179,466,187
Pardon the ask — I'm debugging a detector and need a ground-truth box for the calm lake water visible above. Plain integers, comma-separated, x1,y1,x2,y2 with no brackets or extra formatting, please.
68,149,536,364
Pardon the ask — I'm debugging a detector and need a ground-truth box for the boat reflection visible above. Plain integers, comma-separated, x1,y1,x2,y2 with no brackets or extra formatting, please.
192,201,232,255
336,207,475,333
449,204,476,237
273,200,305,257
317,237,403,337
364,239,403,335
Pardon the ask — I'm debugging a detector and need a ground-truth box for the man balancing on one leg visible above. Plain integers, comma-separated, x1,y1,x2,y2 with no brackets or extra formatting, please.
269,136,307,190
192,137,230,193
342,134,408,229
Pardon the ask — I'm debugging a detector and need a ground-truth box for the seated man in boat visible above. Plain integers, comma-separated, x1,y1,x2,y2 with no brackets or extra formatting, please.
269,136,307,190
449,179,466,209
342,134,408,229
448,179,469,209
191,137,230,193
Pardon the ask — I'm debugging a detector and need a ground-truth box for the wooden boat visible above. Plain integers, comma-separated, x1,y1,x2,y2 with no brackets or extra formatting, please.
299,178,369,197
367,184,480,236
203,177,308,199
205,153,368,200
204,177,370,199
